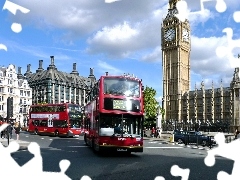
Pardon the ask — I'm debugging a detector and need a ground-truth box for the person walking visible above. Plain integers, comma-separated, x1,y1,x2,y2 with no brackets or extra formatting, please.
151,127,156,138
157,127,162,138
14,121,21,140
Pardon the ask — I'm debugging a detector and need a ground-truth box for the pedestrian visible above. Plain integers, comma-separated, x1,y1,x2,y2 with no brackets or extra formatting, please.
1,121,7,139
151,127,155,138
14,121,21,140
155,127,159,138
235,129,238,139
157,127,162,138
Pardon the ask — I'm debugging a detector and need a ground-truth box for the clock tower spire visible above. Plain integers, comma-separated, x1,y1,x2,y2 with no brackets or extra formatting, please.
162,0,191,122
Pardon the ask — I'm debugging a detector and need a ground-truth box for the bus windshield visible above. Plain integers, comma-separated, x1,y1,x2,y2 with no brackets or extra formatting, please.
104,77,140,97
99,114,142,137
68,104,82,128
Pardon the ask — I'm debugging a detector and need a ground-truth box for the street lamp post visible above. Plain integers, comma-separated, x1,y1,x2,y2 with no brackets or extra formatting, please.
156,105,162,130
198,120,201,131
206,119,210,134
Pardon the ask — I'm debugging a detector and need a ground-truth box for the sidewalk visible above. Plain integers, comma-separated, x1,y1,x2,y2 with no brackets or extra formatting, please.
143,131,235,143
143,133,171,142
0,138,30,150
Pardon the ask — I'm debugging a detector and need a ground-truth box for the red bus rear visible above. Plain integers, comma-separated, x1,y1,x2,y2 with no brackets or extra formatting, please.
84,74,144,154
28,103,84,137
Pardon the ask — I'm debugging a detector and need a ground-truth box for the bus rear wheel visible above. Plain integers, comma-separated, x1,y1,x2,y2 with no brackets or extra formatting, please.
84,134,87,145
92,139,100,153
54,130,59,137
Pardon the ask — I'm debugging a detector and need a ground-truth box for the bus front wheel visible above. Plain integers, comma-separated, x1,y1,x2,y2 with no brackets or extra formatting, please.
34,129,38,135
54,130,59,137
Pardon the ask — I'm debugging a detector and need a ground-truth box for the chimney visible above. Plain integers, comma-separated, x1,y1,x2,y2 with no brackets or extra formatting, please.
18,67,21,74
88,68,95,79
47,56,56,70
17,67,24,79
90,68,94,75
73,63,76,71
70,63,79,75
51,56,54,65
24,64,32,76
36,60,44,73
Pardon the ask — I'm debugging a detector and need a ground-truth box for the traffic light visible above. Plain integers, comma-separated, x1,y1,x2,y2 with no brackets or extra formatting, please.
7,97,13,118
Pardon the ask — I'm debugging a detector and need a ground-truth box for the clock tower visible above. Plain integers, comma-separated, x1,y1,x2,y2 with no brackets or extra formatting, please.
162,0,191,121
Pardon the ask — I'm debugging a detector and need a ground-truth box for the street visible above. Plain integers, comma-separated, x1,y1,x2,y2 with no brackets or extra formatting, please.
8,132,233,180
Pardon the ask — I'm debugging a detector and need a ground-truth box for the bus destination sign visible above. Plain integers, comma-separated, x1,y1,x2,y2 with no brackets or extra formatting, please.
113,99,127,110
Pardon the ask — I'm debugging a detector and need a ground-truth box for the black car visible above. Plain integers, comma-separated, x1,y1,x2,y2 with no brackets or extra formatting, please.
172,130,214,146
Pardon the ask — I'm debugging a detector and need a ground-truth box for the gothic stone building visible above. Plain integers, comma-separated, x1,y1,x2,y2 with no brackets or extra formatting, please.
162,0,239,130
24,56,96,106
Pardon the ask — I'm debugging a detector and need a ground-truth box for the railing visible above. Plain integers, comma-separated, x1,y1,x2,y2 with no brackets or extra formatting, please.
161,120,231,133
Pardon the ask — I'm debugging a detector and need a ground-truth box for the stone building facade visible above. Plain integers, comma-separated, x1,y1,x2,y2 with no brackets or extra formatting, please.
162,0,239,131
25,56,96,106
0,64,32,124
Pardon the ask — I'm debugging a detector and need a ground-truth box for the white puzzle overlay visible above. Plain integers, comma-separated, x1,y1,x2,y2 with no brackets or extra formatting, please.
1,0,240,179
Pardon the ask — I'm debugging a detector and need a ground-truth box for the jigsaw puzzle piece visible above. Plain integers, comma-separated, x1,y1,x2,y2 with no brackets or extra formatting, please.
2,0,30,15
215,27,240,68
21,142,42,174
0,141,21,177
175,0,189,22
40,160,71,180
81,175,92,180
154,176,165,180
0,44,7,51
217,171,235,180
215,0,227,13
171,165,190,180
233,11,240,23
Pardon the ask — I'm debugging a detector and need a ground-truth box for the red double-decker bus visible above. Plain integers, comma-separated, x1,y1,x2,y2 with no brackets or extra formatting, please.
28,103,83,137
84,73,144,154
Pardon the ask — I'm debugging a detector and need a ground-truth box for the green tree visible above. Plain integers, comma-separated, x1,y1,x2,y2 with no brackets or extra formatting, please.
143,86,159,127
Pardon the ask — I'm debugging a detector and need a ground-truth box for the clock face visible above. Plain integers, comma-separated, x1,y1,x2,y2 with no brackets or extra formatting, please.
164,28,175,41
182,29,189,41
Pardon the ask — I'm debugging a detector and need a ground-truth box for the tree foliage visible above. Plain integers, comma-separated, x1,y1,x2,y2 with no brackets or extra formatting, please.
143,86,159,120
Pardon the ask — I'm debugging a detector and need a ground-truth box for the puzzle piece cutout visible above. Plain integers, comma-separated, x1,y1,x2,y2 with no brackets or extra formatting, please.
154,165,190,180
0,124,92,180
215,27,240,68
0,44,7,51
2,0,30,33
205,133,240,180
233,11,240,23
1,0,30,51
175,0,227,22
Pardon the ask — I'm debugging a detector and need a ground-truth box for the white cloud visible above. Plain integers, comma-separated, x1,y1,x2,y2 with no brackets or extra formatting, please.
97,60,123,75
141,46,161,62
92,22,138,42
191,35,232,77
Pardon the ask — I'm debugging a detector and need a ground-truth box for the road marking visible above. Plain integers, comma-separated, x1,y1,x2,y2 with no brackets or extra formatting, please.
144,147,183,149
68,146,88,147
41,138,44,139
49,139,52,141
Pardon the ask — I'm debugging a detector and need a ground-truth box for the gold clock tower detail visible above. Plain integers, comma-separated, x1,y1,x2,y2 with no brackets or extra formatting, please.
162,0,191,121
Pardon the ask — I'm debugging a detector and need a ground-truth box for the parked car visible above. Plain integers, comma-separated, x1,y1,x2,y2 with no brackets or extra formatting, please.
172,130,214,146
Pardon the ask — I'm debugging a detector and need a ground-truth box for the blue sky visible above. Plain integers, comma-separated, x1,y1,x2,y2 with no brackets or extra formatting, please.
0,0,240,103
